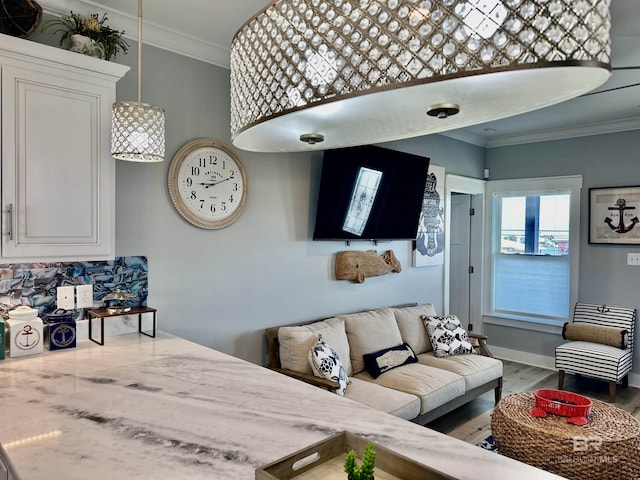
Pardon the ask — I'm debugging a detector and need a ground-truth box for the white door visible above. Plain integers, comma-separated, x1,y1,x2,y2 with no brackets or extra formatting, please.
449,193,471,327
445,175,485,333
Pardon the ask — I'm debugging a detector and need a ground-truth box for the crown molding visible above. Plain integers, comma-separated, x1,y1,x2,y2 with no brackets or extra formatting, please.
38,0,231,68
484,116,640,148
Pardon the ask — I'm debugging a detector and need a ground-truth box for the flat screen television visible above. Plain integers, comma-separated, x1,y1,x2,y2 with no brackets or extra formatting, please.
313,145,430,241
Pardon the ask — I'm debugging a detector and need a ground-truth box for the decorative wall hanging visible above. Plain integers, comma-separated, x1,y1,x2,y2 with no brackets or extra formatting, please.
413,165,445,267
230,1,611,152
589,186,640,245
335,250,401,283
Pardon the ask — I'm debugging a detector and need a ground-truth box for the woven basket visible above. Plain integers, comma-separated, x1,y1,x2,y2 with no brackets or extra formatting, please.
533,389,592,418
491,392,640,480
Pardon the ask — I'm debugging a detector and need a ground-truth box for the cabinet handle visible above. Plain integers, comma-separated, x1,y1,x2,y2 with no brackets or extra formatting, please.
5,204,13,240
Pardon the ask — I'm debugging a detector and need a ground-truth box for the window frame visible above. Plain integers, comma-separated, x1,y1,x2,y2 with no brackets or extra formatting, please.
483,175,582,330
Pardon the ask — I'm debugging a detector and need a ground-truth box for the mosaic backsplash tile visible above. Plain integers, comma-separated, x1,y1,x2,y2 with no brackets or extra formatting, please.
0,256,148,320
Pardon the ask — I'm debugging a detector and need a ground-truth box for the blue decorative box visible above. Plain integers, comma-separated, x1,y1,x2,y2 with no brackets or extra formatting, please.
44,309,76,351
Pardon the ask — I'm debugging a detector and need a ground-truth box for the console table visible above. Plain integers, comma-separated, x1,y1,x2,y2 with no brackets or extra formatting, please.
492,391,640,480
87,306,157,345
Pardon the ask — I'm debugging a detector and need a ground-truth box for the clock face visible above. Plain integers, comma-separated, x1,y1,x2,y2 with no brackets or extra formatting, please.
168,139,248,229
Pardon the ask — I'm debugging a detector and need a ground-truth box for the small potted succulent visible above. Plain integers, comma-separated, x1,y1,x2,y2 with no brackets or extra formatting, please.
41,11,128,61
344,443,376,480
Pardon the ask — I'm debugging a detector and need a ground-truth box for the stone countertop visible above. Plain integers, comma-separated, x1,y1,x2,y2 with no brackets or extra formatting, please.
0,333,565,480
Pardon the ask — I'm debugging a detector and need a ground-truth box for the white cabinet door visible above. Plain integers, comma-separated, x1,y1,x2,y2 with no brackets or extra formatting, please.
0,34,129,262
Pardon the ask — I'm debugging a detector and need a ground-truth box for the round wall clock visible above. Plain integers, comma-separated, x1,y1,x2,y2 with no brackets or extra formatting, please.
168,138,248,229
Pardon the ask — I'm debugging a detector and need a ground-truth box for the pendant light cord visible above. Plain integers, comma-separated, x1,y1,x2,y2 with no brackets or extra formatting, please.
137,0,142,103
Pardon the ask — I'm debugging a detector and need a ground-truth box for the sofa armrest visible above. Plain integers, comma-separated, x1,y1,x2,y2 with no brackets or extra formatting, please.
469,333,494,358
272,367,340,390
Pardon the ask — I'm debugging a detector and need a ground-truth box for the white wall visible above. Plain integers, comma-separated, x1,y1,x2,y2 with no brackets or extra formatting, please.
109,42,485,365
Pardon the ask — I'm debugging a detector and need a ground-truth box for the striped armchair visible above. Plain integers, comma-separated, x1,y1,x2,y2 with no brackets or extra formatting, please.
556,302,636,402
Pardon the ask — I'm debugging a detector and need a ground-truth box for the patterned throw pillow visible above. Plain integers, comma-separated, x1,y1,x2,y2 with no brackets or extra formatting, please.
308,335,348,396
363,343,418,379
423,315,475,358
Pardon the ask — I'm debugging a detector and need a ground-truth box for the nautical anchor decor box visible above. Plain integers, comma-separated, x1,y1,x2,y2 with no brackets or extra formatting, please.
7,306,43,358
44,309,76,351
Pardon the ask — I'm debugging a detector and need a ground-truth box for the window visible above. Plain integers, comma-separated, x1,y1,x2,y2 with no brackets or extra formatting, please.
486,176,582,326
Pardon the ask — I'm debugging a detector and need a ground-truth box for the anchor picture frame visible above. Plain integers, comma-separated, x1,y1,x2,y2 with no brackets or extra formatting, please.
589,186,640,245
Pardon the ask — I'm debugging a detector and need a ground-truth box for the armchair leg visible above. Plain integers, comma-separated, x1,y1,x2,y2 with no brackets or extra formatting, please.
623,375,629,388
609,381,616,403
558,370,565,390
494,377,503,404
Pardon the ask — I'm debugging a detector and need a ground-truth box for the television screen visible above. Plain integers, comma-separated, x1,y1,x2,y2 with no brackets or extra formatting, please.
313,145,430,241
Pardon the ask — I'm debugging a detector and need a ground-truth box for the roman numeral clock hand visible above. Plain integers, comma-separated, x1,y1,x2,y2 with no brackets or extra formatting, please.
168,138,248,230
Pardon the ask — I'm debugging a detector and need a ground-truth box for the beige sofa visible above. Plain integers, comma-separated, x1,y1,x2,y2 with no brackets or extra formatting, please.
265,304,503,425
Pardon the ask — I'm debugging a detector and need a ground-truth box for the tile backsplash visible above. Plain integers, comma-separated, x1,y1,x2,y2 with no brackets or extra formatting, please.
0,256,148,320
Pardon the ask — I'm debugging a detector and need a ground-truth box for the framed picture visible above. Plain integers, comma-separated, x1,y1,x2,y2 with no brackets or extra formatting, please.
413,165,445,266
589,186,640,244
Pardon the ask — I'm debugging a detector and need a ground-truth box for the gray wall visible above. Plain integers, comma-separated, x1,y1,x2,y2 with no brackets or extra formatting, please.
486,131,640,364
104,41,485,365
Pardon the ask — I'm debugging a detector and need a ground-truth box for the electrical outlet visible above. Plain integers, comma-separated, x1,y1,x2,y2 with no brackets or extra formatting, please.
56,286,75,310
76,284,94,308
628,253,640,266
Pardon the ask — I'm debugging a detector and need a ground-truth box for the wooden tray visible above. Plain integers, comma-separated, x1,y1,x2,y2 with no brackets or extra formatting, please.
256,431,455,480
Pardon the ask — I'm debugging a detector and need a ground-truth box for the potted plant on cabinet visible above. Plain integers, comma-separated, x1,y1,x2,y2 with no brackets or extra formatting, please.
41,11,128,60
344,443,376,480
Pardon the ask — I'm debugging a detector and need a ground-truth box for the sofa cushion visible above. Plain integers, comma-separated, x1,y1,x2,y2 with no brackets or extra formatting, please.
354,363,465,415
341,308,403,374
309,336,348,395
392,303,437,354
363,343,418,379
345,377,421,420
418,351,503,391
278,317,352,375
424,315,474,357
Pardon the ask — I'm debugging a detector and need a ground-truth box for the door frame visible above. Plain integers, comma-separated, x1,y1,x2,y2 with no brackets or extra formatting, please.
444,174,486,332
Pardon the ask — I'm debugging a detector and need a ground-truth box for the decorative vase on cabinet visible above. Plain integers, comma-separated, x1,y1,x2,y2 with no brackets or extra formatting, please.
0,33,129,262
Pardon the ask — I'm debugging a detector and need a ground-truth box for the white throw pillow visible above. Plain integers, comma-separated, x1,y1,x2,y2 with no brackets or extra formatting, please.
308,335,348,396
423,315,474,358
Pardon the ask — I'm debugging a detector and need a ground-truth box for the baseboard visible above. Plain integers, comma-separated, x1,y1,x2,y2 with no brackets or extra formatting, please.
490,346,556,370
490,345,640,389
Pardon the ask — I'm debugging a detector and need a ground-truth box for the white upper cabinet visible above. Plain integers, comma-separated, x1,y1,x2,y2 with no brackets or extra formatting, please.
0,34,129,262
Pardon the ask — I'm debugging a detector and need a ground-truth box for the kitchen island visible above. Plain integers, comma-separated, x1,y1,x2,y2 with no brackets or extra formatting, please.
0,332,564,479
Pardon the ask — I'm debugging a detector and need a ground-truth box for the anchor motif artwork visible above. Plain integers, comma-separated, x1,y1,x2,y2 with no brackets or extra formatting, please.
589,186,640,245
16,324,40,350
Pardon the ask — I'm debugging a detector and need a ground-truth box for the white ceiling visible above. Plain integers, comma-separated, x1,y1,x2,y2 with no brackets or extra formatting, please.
38,0,640,148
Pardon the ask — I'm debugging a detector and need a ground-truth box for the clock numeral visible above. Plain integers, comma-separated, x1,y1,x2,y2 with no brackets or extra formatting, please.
190,190,197,200
229,194,235,203
221,201,227,211
210,204,216,213
191,166,200,176
229,169,236,179
199,157,206,168
210,154,218,165
186,177,192,187
200,199,205,209
233,182,239,192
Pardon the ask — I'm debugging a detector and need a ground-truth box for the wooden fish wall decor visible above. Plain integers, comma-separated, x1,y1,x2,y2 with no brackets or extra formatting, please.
335,250,401,283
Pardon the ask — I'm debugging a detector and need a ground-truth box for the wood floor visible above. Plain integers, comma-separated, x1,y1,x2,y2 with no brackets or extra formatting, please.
426,360,640,445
